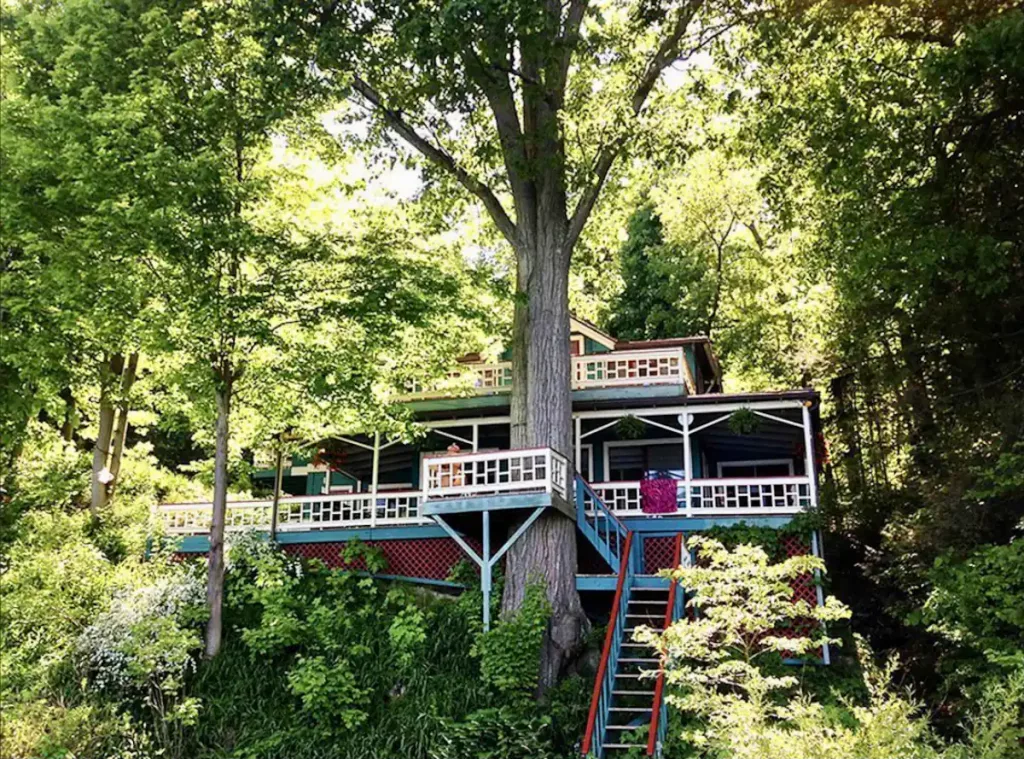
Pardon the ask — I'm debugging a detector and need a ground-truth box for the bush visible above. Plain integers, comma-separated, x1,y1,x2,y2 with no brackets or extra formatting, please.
471,583,550,702
432,707,563,759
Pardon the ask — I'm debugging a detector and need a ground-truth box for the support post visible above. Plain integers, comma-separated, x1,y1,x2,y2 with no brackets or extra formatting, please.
370,432,380,528
472,423,479,452
801,404,819,509
482,510,491,631
682,411,692,517
270,444,284,541
811,530,831,665
574,416,582,474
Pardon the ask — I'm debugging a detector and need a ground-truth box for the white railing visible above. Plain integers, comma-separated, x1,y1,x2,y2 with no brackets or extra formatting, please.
572,348,687,390
404,347,691,399
590,481,643,515
157,491,428,536
422,447,571,502
585,476,812,517
683,477,811,515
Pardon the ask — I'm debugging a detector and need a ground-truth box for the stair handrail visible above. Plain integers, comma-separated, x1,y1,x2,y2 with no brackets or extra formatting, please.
581,530,635,757
575,475,630,571
646,533,685,756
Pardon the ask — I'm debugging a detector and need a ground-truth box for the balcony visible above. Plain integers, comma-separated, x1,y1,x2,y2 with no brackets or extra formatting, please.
156,462,809,538
420,447,572,517
158,490,429,536
403,347,695,400
588,477,812,517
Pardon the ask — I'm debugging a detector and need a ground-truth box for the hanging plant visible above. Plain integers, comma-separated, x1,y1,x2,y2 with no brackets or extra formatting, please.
727,408,762,436
615,415,647,440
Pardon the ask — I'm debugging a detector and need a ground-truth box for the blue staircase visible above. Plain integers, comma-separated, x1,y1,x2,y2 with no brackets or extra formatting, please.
576,477,686,758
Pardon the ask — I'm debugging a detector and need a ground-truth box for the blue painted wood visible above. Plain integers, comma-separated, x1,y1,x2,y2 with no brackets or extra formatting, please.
575,476,630,573
584,534,643,758
576,575,617,591
421,491,553,515
571,385,685,404
622,515,793,532
170,524,449,553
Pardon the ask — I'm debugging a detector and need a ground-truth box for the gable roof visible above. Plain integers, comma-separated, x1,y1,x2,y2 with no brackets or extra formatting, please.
569,315,617,349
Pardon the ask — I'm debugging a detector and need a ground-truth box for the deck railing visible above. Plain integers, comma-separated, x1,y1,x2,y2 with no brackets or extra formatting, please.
422,447,571,502
156,473,810,537
588,476,812,517
157,491,428,536
404,347,692,399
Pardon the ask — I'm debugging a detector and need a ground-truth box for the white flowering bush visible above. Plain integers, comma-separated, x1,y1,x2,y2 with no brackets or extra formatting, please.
78,563,206,733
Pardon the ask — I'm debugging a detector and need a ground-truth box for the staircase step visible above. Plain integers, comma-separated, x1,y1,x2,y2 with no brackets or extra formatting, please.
619,658,659,663
612,689,655,696
621,642,655,648
604,743,646,750
609,707,652,712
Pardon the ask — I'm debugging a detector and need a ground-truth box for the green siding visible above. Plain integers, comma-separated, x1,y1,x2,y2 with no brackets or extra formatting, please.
584,336,612,354
684,345,699,388
306,471,326,495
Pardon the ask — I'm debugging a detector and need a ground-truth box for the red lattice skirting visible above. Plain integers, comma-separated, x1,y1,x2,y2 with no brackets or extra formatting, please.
283,537,480,581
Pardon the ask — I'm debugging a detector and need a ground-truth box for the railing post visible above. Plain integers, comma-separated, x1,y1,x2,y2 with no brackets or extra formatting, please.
370,432,380,528
801,404,818,509
682,410,693,517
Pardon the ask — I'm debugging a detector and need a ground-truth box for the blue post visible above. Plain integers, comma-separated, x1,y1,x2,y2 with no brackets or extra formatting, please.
482,509,491,631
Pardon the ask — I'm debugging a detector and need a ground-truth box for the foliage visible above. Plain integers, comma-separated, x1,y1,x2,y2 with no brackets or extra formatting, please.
432,707,560,759
638,538,850,701
471,583,551,702
726,409,762,436
226,538,432,734
919,537,1024,676
614,415,648,441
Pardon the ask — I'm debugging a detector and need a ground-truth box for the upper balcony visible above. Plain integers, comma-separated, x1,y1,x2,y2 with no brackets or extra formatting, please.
402,346,699,402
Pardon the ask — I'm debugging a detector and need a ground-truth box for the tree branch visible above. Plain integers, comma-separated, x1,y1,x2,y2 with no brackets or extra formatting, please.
351,76,518,246
564,0,706,251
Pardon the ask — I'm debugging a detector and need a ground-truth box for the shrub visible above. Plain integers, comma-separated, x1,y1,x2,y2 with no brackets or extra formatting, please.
471,582,551,702
432,707,562,759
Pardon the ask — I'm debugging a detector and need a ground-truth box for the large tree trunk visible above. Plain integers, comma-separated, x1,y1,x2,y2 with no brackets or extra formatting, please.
90,354,123,517
106,352,139,503
205,368,233,658
502,238,587,693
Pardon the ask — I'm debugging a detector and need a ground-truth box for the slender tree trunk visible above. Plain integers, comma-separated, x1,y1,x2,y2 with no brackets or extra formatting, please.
59,387,77,443
503,237,587,692
106,352,139,503
205,367,233,658
91,354,123,517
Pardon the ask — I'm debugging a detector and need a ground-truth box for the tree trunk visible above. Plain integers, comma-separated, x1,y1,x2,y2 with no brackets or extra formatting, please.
205,368,233,658
59,387,77,443
503,238,587,693
106,352,139,503
90,354,123,517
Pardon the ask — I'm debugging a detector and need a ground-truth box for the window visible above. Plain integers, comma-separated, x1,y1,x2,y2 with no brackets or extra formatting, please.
607,442,684,481
570,335,584,355
718,460,794,478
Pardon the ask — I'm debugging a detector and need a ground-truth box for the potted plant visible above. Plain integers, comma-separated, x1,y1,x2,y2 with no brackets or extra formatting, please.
615,415,647,440
727,408,762,436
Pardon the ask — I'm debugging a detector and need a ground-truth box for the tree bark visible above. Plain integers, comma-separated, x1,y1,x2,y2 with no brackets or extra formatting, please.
90,354,123,517
106,352,139,503
205,366,233,658
503,238,587,693
59,387,77,443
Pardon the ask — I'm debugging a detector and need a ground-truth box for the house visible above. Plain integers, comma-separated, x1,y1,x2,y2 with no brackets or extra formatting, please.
156,317,827,757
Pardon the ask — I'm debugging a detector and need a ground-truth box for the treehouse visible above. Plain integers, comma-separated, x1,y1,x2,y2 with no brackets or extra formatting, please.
155,317,829,757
